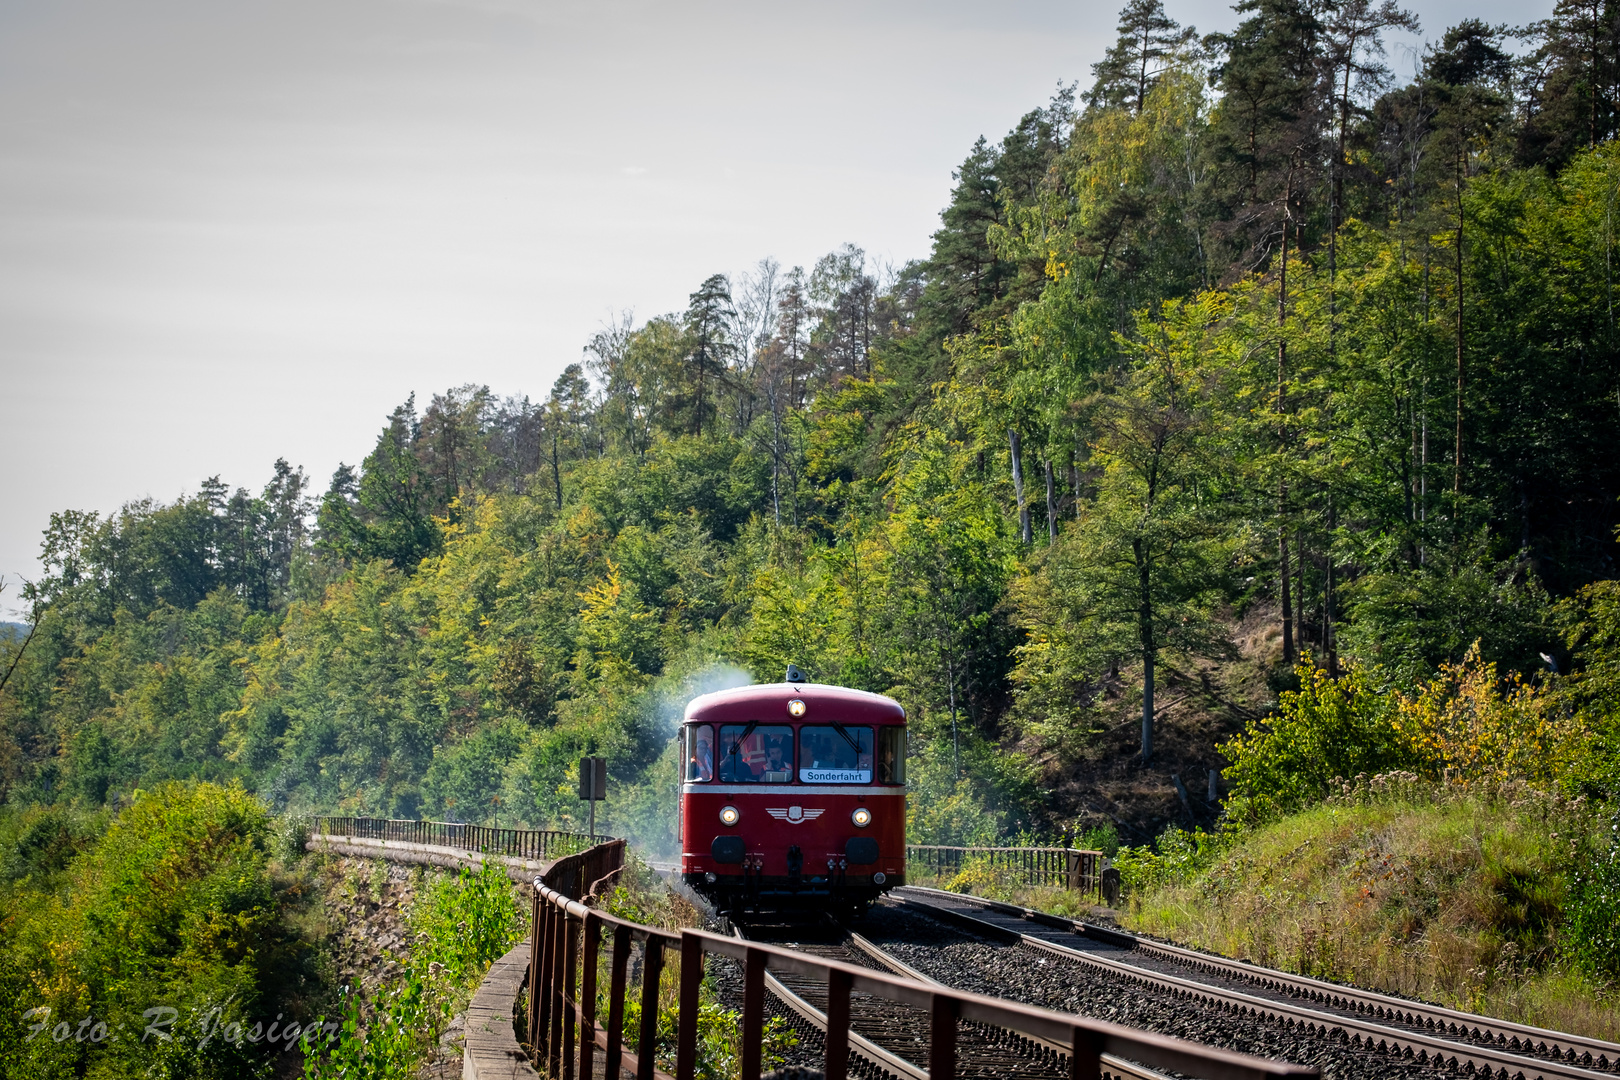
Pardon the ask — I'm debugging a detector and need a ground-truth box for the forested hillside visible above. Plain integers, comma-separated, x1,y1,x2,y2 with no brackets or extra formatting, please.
5,0,1620,854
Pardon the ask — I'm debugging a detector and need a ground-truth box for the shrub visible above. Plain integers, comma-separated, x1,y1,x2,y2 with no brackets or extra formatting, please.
1564,817,1620,982
1076,822,1121,857
2,781,311,1080
408,858,525,984
943,859,999,894
1220,660,1416,821
1121,782,1617,1036
0,804,107,883
1392,644,1588,788
1113,824,1240,894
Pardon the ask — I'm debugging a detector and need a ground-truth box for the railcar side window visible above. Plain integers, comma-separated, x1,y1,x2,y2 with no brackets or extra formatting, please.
684,724,714,781
798,725,873,784
717,724,794,782
877,726,906,785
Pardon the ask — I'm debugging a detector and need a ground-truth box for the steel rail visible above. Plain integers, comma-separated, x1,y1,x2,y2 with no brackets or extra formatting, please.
894,888,1620,1080
896,885,1620,1071
732,925,933,1080
842,923,1175,1080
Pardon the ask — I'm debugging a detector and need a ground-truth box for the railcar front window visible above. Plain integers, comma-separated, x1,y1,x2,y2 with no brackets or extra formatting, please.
684,724,714,781
717,724,794,782
877,726,906,785
798,725,873,784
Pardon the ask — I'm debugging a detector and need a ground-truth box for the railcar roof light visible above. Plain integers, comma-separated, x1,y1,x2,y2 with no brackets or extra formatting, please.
787,699,806,717
719,805,740,826
851,807,872,827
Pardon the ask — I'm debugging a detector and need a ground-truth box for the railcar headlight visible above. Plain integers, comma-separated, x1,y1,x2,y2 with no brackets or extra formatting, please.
719,805,740,826
787,699,806,717
851,807,872,828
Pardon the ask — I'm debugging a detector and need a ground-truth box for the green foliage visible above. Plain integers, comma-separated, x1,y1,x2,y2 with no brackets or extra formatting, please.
1113,824,1241,894
1220,661,1418,821
1075,822,1121,857
1010,292,1238,759
1564,818,1620,982
0,782,315,1080
1554,580,1620,798
409,860,526,984
0,803,108,884
618,975,798,1080
619,993,797,1080
317,396,446,571
1339,539,1557,683
300,860,524,1080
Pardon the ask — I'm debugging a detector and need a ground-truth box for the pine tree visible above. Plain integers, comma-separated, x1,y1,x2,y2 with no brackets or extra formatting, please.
684,274,734,436
1086,0,1197,114
1205,0,1328,269
1519,0,1620,168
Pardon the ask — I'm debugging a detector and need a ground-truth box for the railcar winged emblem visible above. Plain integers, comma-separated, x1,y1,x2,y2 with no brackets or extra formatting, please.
766,806,824,824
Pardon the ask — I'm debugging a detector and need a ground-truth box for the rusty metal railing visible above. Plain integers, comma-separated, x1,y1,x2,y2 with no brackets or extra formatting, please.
316,816,605,862
907,845,1104,894
526,843,1317,1080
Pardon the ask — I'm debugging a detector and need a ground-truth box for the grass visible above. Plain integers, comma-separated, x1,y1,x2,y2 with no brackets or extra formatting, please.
1120,780,1620,1041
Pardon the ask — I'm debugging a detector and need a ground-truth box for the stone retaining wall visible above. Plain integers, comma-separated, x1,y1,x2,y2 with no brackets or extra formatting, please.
305,832,543,1080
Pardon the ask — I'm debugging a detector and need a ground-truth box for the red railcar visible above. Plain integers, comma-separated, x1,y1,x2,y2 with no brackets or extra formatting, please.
679,676,906,917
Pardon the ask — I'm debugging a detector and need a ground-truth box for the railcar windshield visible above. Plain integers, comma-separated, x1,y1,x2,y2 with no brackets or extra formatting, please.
798,725,873,784
716,723,794,782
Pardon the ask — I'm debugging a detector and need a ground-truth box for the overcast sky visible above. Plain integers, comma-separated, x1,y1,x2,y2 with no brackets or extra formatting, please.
0,0,1538,613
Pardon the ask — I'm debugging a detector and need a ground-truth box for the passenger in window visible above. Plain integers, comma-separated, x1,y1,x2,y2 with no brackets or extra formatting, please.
877,742,897,784
688,728,714,781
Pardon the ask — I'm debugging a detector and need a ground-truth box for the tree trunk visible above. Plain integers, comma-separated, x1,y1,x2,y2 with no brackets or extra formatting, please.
1141,641,1155,765
1326,495,1338,675
1136,538,1155,764
1455,151,1466,496
1068,448,1080,521
1278,170,1295,665
551,432,563,510
1044,459,1057,543
770,406,782,527
1296,528,1307,653
1420,380,1429,565
1010,429,1031,544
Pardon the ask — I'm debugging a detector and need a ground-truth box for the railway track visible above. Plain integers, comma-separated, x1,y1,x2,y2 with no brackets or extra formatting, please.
889,886,1620,1080
731,920,1171,1080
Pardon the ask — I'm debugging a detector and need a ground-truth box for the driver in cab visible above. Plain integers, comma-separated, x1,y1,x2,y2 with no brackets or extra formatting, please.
760,737,790,783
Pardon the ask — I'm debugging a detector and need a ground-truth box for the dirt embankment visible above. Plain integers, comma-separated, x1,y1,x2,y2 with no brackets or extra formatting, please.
1040,603,1291,844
